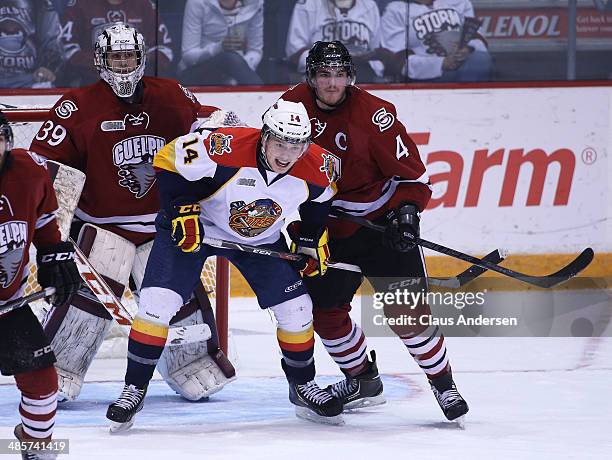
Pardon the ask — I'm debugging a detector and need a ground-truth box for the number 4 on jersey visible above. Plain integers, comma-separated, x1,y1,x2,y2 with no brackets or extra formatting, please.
395,134,410,160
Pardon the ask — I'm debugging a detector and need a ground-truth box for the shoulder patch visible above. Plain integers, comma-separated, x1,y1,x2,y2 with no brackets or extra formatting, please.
55,100,78,119
371,107,395,132
209,133,233,156
319,151,341,183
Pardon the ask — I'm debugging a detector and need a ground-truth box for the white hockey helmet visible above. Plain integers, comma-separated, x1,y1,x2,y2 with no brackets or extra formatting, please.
259,99,311,171
261,99,311,144
94,23,146,98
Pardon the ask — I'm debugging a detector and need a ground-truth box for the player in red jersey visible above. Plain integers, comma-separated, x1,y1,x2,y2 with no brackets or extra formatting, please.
0,112,80,459
281,41,469,421
29,23,235,404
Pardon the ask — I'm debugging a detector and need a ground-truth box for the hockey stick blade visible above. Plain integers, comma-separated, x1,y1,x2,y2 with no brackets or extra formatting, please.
0,287,56,315
429,249,507,288
330,210,594,288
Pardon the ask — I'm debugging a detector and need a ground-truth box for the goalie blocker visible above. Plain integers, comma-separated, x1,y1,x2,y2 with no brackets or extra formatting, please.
42,162,234,402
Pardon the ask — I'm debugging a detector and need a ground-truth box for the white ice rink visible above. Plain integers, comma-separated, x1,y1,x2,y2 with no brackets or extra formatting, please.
1,296,611,460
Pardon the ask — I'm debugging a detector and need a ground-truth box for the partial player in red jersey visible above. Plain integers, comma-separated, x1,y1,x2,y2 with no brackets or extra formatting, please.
0,112,80,459
281,41,469,421
29,23,236,405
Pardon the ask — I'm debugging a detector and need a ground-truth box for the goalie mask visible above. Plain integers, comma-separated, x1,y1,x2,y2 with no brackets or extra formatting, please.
306,40,356,88
94,23,146,98
0,111,13,170
259,100,311,173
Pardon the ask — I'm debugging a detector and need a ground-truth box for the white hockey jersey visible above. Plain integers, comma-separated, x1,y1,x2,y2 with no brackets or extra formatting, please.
154,127,337,246
381,0,487,80
286,0,381,73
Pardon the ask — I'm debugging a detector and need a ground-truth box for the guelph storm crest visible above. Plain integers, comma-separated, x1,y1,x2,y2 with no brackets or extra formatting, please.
0,196,27,289
113,134,165,198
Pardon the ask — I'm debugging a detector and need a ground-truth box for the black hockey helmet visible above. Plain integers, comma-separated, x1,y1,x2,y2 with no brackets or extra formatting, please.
306,41,356,87
0,111,14,160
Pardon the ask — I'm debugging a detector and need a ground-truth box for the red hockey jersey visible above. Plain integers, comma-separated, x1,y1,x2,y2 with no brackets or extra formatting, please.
281,83,432,238
30,77,215,245
0,150,60,303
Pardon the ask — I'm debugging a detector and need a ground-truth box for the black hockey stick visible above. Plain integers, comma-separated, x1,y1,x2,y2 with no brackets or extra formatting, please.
326,249,506,288
202,237,504,287
0,287,56,316
330,210,594,288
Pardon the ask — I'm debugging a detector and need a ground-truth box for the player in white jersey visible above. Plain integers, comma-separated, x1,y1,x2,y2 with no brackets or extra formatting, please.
381,0,492,81
286,0,385,82
106,100,345,431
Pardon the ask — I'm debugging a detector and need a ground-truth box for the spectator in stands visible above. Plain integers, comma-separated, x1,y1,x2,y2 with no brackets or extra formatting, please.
178,0,264,86
285,0,390,83
0,0,65,88
57,0,174,87
381,0,492,82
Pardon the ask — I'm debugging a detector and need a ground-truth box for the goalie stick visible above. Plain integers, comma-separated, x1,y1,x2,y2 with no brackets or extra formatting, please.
68,237,211,346
0,287,56,316
330,210,594,289
201,236,502,287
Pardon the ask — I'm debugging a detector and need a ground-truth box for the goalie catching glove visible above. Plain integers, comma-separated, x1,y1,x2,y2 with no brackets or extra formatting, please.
382,203,420,252
287,221,330,277
170,201,204,253
36,241,81,306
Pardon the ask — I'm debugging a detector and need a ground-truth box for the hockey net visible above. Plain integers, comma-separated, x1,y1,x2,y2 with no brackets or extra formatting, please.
5,107,230,355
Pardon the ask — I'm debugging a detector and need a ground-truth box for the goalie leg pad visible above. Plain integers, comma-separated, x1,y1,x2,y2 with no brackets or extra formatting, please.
156,293,236,401
40,224,136,401
43,296,112,401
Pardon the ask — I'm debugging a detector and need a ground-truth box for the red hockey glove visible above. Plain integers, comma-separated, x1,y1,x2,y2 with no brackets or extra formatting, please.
287,221,330,277
170,201,204,253
36,241,81,306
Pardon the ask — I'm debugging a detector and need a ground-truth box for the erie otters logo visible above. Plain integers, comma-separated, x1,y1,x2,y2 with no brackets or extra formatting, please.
112,135,165,198
320,152,341,183
209,133,233,155
228,199,282,238
0,195,27,289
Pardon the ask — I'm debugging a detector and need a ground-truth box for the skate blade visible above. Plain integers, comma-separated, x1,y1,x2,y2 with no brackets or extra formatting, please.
453,415,466,430
344,394,386,410
109,419,135,433
294,407,345,426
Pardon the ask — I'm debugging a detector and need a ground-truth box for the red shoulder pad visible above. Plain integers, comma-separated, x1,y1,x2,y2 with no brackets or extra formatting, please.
203,127,259,168
290,144,337,187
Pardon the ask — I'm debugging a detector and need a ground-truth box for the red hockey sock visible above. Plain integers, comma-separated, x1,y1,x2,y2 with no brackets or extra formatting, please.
14,366,58,440
314,304,368,376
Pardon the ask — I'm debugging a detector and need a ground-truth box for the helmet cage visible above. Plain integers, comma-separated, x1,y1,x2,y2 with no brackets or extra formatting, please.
94,24,146,98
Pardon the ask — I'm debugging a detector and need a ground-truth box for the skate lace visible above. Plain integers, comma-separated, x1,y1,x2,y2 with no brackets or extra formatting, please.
436,386,462,408
115,385,145,410
330,377,358,398
299,381,333,404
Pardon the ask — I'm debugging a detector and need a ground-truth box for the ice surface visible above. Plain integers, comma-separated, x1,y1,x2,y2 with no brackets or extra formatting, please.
1,297,611,459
